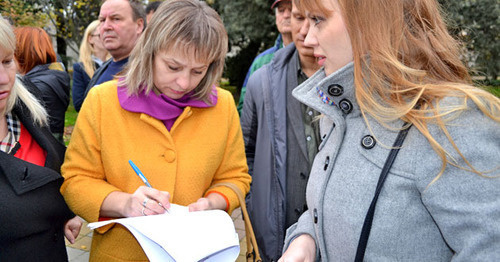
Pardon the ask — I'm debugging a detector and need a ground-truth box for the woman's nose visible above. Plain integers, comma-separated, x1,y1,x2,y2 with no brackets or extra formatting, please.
176,74,191,90
0,66,10,85
304,26,318,48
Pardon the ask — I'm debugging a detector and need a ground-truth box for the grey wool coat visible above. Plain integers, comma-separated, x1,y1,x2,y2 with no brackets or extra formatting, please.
283,62,500,261
241,43,306,261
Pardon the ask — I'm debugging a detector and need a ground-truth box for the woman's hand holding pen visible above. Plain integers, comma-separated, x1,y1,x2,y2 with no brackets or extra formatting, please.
129,186,171,216
100,186,171,218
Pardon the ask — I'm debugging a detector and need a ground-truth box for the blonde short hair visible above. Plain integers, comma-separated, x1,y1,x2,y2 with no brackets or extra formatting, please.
120,0,228,103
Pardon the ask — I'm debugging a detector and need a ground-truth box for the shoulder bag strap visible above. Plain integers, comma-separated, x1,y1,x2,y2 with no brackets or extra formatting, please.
354,123,412,262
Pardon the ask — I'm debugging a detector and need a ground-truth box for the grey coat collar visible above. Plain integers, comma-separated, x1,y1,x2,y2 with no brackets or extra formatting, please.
292,62,360,120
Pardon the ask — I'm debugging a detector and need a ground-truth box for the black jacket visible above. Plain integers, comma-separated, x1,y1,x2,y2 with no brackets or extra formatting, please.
83,58,112,100
0,100,74,262
72,61,103,112
23,63,70,136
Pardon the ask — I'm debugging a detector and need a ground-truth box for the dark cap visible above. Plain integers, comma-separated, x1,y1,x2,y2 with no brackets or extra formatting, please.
271,0,291,9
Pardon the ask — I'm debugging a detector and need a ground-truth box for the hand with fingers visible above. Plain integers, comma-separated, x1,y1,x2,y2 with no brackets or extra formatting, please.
129,186,171,217
64,216,83,244
99,186,171,218
187,192,228,212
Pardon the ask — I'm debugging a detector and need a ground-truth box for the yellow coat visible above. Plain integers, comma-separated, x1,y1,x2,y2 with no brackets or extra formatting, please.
61,80,251,261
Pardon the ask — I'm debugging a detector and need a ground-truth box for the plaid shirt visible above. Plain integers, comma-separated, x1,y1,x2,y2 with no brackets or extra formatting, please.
0,113,21,154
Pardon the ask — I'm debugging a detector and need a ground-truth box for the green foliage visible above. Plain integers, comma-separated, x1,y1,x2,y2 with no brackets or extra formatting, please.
43,0,102,63
484,86,500,97
212,0,277,89
0,0,48,27
219,82,239,104
215,0,500,89
64,102,77,146
439,0,500,80
8,0,103,67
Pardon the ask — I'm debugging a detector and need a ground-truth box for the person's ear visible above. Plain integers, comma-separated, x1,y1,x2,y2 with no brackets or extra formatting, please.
137,18,145,33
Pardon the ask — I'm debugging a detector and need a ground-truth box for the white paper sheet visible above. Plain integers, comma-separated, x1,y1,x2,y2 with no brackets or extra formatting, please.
88,204,240,261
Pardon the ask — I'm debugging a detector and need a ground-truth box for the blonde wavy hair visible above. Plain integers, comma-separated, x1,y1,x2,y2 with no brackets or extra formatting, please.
299,0,500,181
78,20,110,77
119,0,228,103
0,17,47,126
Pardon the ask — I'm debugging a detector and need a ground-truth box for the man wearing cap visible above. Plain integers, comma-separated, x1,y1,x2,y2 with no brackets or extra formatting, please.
241,0,320,260
236,0,292,114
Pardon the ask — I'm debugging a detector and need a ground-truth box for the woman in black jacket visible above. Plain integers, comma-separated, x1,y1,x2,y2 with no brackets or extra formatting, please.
14,26,70,143
0,17,81,261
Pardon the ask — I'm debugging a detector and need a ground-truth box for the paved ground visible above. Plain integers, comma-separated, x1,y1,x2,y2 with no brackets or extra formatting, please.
65,207,248,262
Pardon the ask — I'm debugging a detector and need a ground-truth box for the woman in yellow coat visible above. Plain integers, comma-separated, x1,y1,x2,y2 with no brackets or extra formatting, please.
61,0,251,260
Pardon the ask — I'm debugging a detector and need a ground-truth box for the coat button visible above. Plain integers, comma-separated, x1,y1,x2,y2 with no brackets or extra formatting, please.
361,135,376,149
327,84,344,96
324,156,330,171
295,208,302,215
339,99,353,114
163,149,176,163
313,208,318,223
300,172,307,179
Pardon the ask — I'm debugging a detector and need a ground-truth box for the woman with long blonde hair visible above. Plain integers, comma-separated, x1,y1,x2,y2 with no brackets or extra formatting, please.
279,0,500,261
72,20,110,112
0,16,81,261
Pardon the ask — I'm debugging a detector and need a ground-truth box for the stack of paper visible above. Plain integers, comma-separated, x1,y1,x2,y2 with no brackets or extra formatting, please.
88,204,240,261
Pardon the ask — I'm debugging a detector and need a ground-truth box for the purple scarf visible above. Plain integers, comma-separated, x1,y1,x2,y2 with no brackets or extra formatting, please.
118,84,217,131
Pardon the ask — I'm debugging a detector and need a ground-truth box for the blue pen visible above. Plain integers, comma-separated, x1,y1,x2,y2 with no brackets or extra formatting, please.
128,160,170,213
128,160,153,187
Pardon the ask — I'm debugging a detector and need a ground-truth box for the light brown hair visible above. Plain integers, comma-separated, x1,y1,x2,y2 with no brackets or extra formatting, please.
120,0,228,103
297,0,500,180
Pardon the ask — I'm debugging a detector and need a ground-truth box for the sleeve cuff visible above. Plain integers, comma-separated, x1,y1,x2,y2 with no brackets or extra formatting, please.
205,190,229,212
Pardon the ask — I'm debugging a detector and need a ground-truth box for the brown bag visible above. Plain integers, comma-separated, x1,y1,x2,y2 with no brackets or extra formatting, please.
208,182,262,262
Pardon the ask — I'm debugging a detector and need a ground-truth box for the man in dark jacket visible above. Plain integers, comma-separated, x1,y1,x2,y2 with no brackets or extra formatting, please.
240,1,321,260
83,0,145,101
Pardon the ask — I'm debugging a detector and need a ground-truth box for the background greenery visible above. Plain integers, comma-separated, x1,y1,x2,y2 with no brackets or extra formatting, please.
3,0,498,92
439,0,500,81
2,0,498,142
